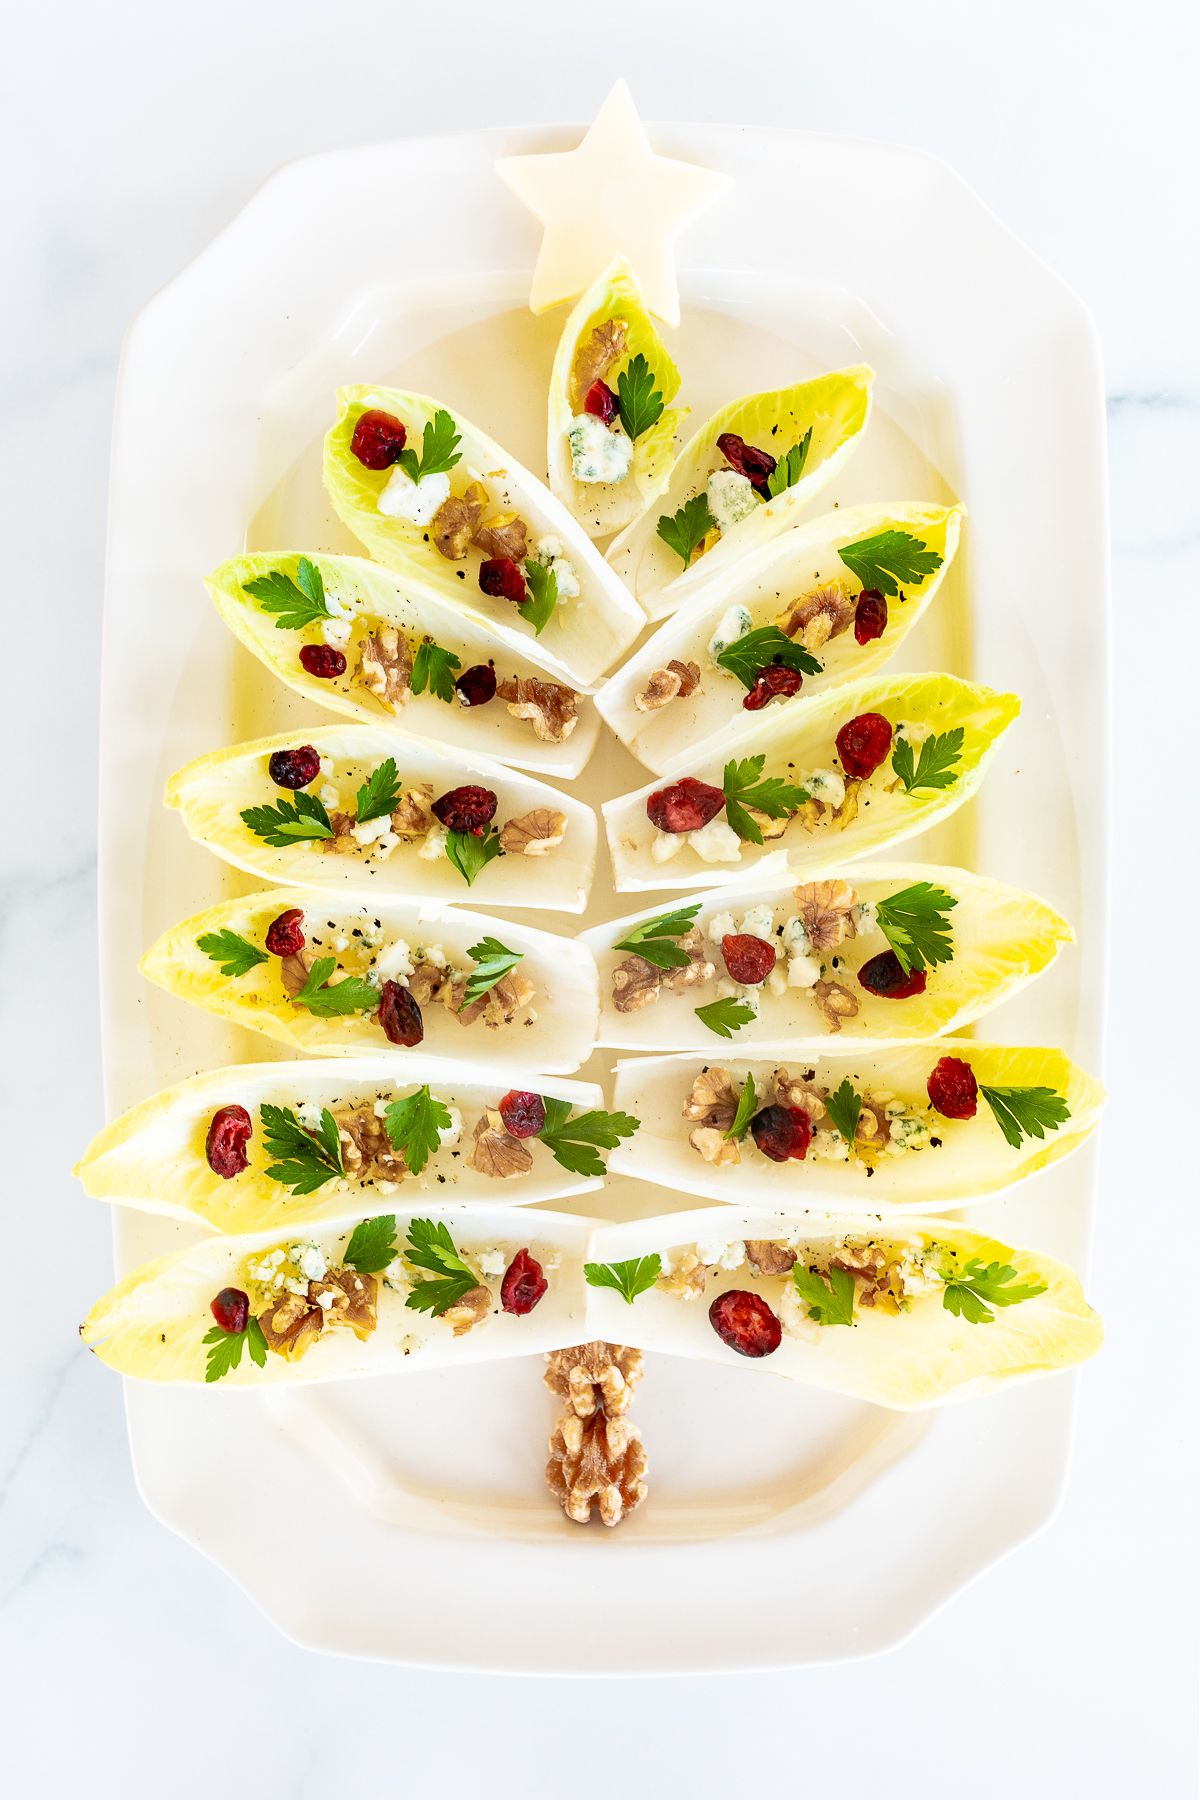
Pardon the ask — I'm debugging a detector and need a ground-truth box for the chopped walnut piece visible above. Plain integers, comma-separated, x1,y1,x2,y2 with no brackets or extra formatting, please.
657,1250,711,1298
634,659,702,712
320,1267,378,1339
467,1108,533,1178
356,626,412,712
781,582,856,651
279,947,315,997
334,1108,408,1183
832,1247,903,1311
745,1239,798,1276
833,780,862,830
682,1065,740,1132
853,1096,892,1155
322,810,356,854
568,317,628,410
544,1341,644,1419
473,511,529,562
404,959,448,1006
495,675,579,743
792,879,860,954
391,787,434,839
442,1284,492,1336
688,1125,740,1166
431,482,487,559
499,809,566,855
257,1291,323,1360
450,967,536,1028
745,804,791,840
811,978,860,1032
611,925,715,1014
547,1409,647,1527
770,1068,829,1122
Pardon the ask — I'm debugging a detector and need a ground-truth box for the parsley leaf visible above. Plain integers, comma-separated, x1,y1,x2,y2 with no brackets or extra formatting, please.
354,757,401,825
445,827,502,887
383,1085,452,1178
243,557,334,631
656,494,714,568
764,429,812,498
584,1255,662,1304
203,1316,268,1383
615,353,665,441
196,929,268,979
873,881,958,975
403,1217,481,1316
538,1097,640,1179
395,408,462,484
715,626,822,690
792,1263,857,1327
824,1078,863,1147
725,1071,758,1140
241,790,334,847
891,729,964,795
613,903,703,972
519,558,558,634
344,1213,398,1274
458,936,524,1010
838,529,943,597
695,996,756,1039
291,957,381,1018
260,1103,344,1194
978,1085,1072,1150
411,640,461,704
940,1256,1047,1325
722,753,810,843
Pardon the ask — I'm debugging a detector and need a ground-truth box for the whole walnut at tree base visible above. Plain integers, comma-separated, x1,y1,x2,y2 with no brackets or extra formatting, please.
750,1104,813,1163
836,711,893,779
377,980,424,1047
927,1055,979,1118
210,1287,250,1334
267,745,321,790
501,1250,547,1316
205,1105,253,1179
350,409,407,469
646,776,725,833
544,1340,649,1527
858,950,928,1001
264,908,305,958
709,1289,782,1358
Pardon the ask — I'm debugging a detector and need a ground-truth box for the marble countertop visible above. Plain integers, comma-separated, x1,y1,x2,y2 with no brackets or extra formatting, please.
4,0,1194,1789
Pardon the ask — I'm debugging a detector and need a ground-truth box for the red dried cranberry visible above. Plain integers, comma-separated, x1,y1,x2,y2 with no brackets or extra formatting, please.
378,980,424,1047
350,408,407,469
500,1249,548,1316
298,643,347,680
709,1289,782,1358
498,1090,546,1138
267,744,321,789
927,1055,979,1119
431,784,498,835
743,664,804,711
584,379,618,424
721,933,777,984
264,907,305,957
645,776,725,834
205,1104,252,1179
478,556,527,605
853,589,888,645
716,431,777,498
455,662,498,707
210,1287,249,1334
857,950,928,1000
750,1104,813,1163
836,711,893,779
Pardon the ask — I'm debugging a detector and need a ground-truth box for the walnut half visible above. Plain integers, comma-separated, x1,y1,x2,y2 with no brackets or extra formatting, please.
792,879,859,955
499,809,566,855
544,1341,644,1419
546,1410,647,1527
495,676,579,744
682,1065,740,1132
466,1109,533,1178
355,626,412,712
431,482,487,559
812,978,860,1032
633,659,701,712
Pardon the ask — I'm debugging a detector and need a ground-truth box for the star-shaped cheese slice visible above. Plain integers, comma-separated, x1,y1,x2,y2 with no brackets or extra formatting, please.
496,81,730,326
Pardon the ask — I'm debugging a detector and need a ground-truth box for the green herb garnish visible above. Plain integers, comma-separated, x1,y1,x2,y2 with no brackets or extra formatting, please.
725,1072,758,1140
203,1316,268,1383
838,529,942,597
354,757,401,825
656,494,714,568
694,996,756,1039
291,957,381,1018
891,729,964,795
940,1256,1047,1325
764,429,812,498
445,828,503,887
874,881,958,975
395,408,462,484
403,1218,480,1315
978,1086,1072,1151
411,640,461,704
583,1255,662,1304
458,937,524,1010
792,1263,857,1327
722,752,809,843
519,558,558,634
538,1097,640,1178
715,626,822,690
613,903,703,971
260,1103,344,1195
343,1214,399,1275
241,791,334,847
615,353,665,441
383,1085,453,1178
244,558,334,631
823,1079,863,1147
196,930,268,979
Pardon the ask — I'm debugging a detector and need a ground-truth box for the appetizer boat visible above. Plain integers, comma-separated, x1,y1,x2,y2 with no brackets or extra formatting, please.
581,1206,1102,1409
166,725,597,913
606,365,875,619
323,386,644,685
608,1045,1103,1211
602,672,1019,891
207,552,601,778
75,1058,639,1234
597,503,964,774
582,865,1073,1052
547,256,686,539
81,1205,596,1386
142,890,600,1074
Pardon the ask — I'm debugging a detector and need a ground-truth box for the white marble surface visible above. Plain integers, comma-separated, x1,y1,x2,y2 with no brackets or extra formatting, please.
3,0,1195,1789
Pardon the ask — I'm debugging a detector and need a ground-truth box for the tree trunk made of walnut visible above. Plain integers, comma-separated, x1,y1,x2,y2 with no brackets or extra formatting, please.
544,1341,648,1527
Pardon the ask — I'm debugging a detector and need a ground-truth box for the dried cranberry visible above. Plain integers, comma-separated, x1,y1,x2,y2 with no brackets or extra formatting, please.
645,776,725,834
709,1289,782,1358
298,643,346,680
743,664,804,711
210,1287,250,1334
836,711,893,779
501,1249,548,1316
721,933,777,984
716,431,777,498
205,1104,252,1179
584,379,618,424
267,744,321,790
378,980,423,1047
478,556,527,605
927,1055,979,1119
498,1090,546,1138
350,408,407,469
750,1104,813,1163
431,784,498,835
857,950,928,1000
854,589,888,645
264,907,305,957
455,662,498,707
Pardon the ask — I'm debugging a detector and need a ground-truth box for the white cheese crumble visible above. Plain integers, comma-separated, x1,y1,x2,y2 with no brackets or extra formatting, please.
706,470,759,533
695,1238,746,1272
319,782,341,811
478,1248,507,1279
382,1256,409,1294
418,826,448,862
438,1106,463,1149
787,953,822,989
739,903,775,941
351,811,394,849
532,535,580,600
376,466,451,525
852,900,879,936
567,413,633,484
296,1101,325,1132
289,1242,327,1282
811,1128,850,1162
781,915,813,957
321,616,353,649
688,817,743,863
707,910,736,944
707,604,753,661
804,768,846,808
373,937,414,983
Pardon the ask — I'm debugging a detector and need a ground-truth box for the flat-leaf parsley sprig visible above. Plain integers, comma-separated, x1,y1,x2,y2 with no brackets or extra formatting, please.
792,1262,856,1327
411,640,461,704
196,929,268,978
978,1085,1071,1150
613,903,702,971
823,1078,863,1147
445,828,502,887
656,494,714,568
241,790,334,847
354,757,402,825
721,753,809,844
458,937,525,1010
402,1218,482,1316
838,529,942,597
383,1085,453,1178
939,1256,1046,1325
291,958,380,1019
715,627,821,690
260,1103,345,1194
583,1255,661,1304
343,1214,399,1274
203,1315,268,1383
615,353,665,442
695,996,756,1039
764,428,812,498
892,728,963,795
519,559,558,634
537,1098,640,1178
395,409,462,485
873,881,958,974
244,557,334,631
